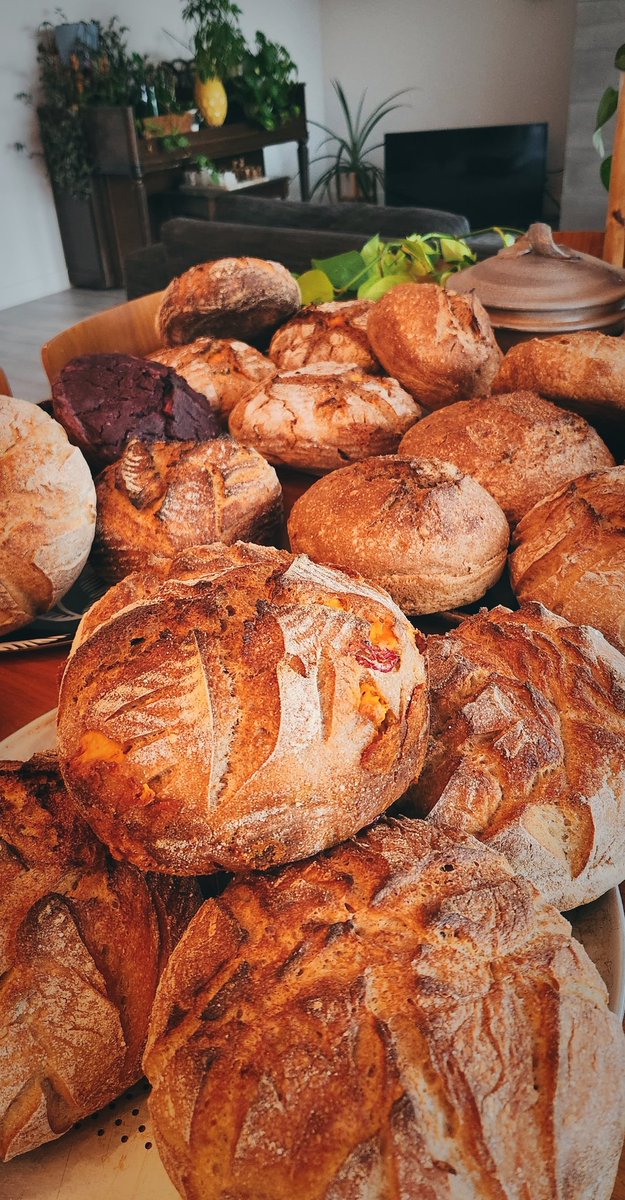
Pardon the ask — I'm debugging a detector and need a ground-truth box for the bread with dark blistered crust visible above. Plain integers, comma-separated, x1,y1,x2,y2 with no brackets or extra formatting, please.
410,603,625,910
510,466,625,652
148,336,275,417
269,300,380,373
144,817,625,1200
288,455,509,613
399,390,615,526
229,363,423,474
367,282,502,410
492,330,625,423
156,257,301,347
0,752,200,1162
93,437,282,582
57,542,429,875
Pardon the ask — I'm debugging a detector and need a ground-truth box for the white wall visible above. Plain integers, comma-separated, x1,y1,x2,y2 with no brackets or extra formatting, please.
1,0,577,309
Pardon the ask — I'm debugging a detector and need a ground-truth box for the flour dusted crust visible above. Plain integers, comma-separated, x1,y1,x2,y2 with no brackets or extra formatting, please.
0,396,96,635
492,330,625,422
269,300,380,372
93,437,282,582
366,282,502,409
148,336,275,417
410,603,625,910
399,390,615,526
510,466,625,653
156,257,301,346
57,542,429,875
228,362,423,474
288,455,509,613
0,752,200,1161
144,817,625,1200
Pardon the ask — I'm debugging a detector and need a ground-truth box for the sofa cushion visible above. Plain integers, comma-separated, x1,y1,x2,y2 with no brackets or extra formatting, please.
159,218,374,279
211,194,470,238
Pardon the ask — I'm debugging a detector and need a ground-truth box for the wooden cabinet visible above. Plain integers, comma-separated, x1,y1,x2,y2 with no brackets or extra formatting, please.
83,84,309,287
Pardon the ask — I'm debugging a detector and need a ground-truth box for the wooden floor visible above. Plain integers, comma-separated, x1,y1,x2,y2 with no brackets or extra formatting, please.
0,287,125,402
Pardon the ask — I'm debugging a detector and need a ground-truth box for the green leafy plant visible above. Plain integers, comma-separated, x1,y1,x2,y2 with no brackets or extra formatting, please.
232,32,299,131
310,81,410,204
594,43,625,189
195,154,222,182
296,228,517,304
181,0,246,82
160,131,191,153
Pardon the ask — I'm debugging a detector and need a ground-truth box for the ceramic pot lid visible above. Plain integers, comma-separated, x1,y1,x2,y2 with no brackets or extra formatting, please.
448,223,625,315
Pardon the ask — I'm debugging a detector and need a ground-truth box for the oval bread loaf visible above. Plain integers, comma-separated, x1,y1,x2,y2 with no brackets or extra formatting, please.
156,257,301,347
269,300,380,372
148,336,275,417
492,330,625,424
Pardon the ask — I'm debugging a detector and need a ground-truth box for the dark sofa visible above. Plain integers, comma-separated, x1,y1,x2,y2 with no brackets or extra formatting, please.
124,195,471,299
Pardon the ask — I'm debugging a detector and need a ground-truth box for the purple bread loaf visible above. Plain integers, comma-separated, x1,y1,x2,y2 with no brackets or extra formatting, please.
52,353,221,469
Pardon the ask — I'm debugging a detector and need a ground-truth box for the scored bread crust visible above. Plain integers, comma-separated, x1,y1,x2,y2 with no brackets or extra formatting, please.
509,466,625,653
410,603,625,910
228,363,423,474
156,257,301,347
0,397,96,635
492,330,625,423
288,455,509,613
148,336,275,417
0,752,200,1162
57,542,429,875
366,282,502,410
93,437,283,582
144,817,625,1200
399,390,615,526
269,300,380,372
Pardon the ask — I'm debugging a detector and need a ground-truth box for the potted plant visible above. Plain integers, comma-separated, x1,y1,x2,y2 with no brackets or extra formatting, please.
231,32,300,131
182,0,246,127
310,81,410,204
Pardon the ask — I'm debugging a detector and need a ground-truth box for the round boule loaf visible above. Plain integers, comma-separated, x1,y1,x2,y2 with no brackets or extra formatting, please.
492,330,625,423
366,281,502,409
156,257,301,347
93,436,283,583
288,455,509,613
0,396,96,635
269,299,380,372
57,541,429,875
410,602,625,910
0,751,200,1162
144,817,625,1200
229,362,423,474
509,466,625,653
399,390,615,526
148,336,275,417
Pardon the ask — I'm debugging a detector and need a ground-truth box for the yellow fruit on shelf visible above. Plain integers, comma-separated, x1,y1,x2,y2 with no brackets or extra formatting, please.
194,76,228,127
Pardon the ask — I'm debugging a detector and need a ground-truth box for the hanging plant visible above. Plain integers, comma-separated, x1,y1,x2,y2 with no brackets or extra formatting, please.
231,32,299,131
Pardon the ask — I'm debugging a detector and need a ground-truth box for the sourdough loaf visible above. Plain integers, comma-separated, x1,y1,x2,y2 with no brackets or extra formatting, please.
399,390,615,526
229,363,423,473
510,466,625,653
144,817,625,1200
410,603,625,909
0,396,96,635
288,455,509,613
0,752,200,1161
93,437,282,582
148,336,275,417
367,281,502,409
269,300,380,372
156,257,300,347
57,542,429,875
492,330,625,423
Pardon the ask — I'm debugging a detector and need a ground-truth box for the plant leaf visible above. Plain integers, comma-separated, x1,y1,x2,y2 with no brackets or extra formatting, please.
601,153,612,190
358,273,413,301
311,250,365,290
297,269,335,304
615,43,625,70
596,85,618,132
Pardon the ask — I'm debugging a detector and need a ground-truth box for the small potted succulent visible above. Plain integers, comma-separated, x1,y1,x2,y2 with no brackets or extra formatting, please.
182,0,246,127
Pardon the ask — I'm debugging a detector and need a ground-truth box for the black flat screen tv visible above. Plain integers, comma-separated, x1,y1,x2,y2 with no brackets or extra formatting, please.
384,123,548,230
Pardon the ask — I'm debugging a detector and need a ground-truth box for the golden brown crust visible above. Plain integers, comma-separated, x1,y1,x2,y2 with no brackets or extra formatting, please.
410,603,625,909
144,817,625,1200
269,300,380,373
288,455,509,613
510,466,625,653
93,437,283,582
148,336,275,417
228,363,423,474
366,282,502,409
156,257,301,347
492,331,625,422
0,397,96,635
57,542,429,875
399,391,615,526
0,753,200,1162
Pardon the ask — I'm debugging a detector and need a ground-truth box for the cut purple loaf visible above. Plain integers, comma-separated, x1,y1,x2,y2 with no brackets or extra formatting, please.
52,353,221,469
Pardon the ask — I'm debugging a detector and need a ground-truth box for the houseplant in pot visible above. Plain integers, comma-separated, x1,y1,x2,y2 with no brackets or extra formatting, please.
182,0,246,127
310,80,410,203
